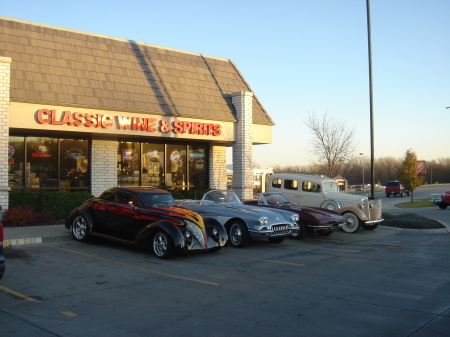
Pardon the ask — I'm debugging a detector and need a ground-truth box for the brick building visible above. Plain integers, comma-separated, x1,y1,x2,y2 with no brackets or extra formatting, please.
0,17,274,210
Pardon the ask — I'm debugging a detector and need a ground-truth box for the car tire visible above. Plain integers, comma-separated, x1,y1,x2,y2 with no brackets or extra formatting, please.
386,193,390,198
321,200,340,211
341,212,361,233
227,220,249,248
291,220,307,240
71,214,90,242
268,237,285,244
152,231,175,259
362,223,378,230
438,203,448,210
400,192,404,197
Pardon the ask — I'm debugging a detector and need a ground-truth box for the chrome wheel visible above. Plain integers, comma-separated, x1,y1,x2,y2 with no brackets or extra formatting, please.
152,232,174,259
228,221,249,248
72,215,89,241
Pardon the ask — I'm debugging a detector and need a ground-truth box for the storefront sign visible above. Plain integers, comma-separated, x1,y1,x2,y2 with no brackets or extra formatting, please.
33,144,52,158
36,109,222,136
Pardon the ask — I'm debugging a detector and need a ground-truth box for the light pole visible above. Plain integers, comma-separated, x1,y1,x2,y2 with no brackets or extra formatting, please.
359,153,364,190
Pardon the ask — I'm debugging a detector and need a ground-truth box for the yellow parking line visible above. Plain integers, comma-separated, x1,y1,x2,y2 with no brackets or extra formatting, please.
60,311,77,317
287,242,360,253
0,285,40,302
41,243,219,286
218,252,304,266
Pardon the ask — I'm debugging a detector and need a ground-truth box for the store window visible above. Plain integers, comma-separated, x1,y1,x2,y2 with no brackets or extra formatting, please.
142,143,164,187
117,141,140,186
166,144,186,189
188,144,207,188
8,136,90,191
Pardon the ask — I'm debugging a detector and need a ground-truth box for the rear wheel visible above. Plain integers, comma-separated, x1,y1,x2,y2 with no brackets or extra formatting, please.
341,212,361,233
71,214,90,242
438,203,448,209
227,220,249,248
152,231,174,259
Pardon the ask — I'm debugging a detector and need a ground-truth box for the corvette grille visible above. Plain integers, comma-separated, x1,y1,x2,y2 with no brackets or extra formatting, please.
271,224,291,235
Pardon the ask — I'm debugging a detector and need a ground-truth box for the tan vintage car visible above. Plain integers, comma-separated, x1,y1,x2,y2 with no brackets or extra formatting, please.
267,173,384,233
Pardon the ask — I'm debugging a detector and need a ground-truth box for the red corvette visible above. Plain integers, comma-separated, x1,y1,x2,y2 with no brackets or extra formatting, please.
243,192,345,238
65,187,227,258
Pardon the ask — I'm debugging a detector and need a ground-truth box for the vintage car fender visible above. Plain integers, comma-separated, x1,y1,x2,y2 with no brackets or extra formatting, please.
204,217,228,246
134,220,186,250
65,207,94,231
338,206,368,222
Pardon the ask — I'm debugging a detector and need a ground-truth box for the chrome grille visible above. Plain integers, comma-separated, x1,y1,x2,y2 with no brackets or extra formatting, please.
271,224,291,235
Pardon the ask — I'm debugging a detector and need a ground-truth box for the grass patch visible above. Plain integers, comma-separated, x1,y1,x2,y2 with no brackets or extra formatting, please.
382,212,444,229
394,198,434,208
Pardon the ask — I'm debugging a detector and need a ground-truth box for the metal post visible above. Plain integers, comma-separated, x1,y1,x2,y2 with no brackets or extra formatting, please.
366,0,375,199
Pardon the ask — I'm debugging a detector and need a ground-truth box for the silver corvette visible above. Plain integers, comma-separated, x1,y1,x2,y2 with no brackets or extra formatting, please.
178,190,300,248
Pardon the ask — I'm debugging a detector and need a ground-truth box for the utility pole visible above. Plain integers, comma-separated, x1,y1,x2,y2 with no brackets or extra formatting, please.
366,0,375,199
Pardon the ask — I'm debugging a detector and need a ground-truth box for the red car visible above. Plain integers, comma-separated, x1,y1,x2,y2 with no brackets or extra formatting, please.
243,192,345,238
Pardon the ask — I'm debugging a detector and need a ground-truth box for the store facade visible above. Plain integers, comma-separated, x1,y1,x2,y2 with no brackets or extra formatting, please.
0,17,274,210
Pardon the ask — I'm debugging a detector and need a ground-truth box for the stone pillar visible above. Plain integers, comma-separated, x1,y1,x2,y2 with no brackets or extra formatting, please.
231,91,253,201
209,144,227,190
0,57,12,211
91,139,117,197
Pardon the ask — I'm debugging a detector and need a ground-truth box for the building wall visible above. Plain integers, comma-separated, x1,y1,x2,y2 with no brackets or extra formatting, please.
91,139,117,197
231,91,254,201
0,57,11,210
209,144,227,190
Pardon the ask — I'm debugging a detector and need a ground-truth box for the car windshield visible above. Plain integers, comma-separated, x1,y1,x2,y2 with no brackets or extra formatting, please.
202,190,242,205
261,192,290,205
323,182,338,192
138,193,177,207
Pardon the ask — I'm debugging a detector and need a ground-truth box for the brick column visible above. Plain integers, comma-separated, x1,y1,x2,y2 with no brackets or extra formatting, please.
0,57,12,211
91,139,117,197
209,144,227,190
231,91,253,201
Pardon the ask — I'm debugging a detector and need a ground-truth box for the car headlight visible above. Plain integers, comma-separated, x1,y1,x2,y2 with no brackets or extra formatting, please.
359,200,365,210
210,227,219,241
185,229,192,242
259,217,269,225
291,214,299,222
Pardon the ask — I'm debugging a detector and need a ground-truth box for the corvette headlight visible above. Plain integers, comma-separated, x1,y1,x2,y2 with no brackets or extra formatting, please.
291,214,299,222
259,217,269,225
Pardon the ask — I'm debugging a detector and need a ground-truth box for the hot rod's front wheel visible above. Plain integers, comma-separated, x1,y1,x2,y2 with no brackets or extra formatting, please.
152,231,175,259
71,214,90,242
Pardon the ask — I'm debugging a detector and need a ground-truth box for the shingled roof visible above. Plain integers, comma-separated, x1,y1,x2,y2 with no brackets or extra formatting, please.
0,17,274,125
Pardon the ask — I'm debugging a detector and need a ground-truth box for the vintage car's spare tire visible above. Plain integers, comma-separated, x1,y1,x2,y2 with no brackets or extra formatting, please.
291,220,307,240
341,212,361,233
227,220,249,248
152,231,175,259
71,214,90,242
268,237,285,243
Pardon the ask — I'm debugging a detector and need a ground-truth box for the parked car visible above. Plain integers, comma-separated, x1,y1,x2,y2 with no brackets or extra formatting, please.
430,191,450,209
243,192,345,238
0,222,5,279
385,181,409,197
178,190,300,248
267,173,384,234
65,187,227,259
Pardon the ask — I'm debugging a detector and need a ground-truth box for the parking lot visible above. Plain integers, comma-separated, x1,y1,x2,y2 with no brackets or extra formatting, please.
1,225,450,337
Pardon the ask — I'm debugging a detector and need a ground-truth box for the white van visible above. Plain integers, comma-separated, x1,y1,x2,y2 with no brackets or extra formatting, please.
267,173,383,233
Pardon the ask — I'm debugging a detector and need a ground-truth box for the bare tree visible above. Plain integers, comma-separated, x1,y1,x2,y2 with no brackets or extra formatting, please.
304,112,357,178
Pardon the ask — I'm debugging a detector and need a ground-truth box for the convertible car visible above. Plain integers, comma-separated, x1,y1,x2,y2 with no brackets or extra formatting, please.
178,190,300,248
243,192,345,238
65,187,227,259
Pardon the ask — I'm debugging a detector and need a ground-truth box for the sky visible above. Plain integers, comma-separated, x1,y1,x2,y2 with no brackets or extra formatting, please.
3,0,449,168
